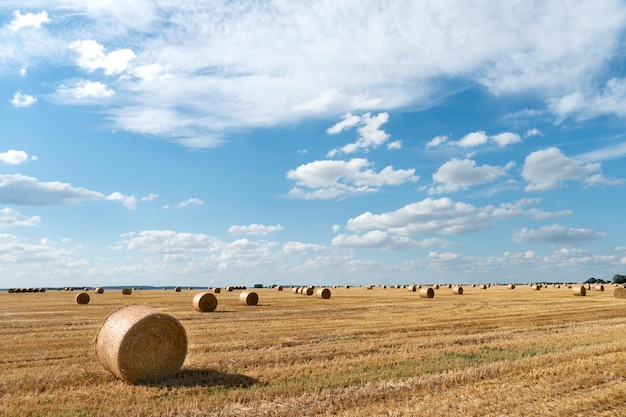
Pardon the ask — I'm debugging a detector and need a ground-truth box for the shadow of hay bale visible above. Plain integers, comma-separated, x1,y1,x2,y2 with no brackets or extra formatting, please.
143,368,259,388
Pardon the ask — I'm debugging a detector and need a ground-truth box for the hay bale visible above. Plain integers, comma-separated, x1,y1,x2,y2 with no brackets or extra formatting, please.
453,286,463,295
572,285,586,296
213,287,221,294
419,287,435,298
95,287,104,294
95,304,187,384
276,286,283,291
593,284,605,291
533,284,541,291
408,285,417,292
366,285,373,290
292,287,299,294
315,288,331,299
192,292,218,312
174,287,182,292
239,291,258,306
122,288,132,295
508,284,515,289
75,292,90,304
613,287,626,299
303,287,314,296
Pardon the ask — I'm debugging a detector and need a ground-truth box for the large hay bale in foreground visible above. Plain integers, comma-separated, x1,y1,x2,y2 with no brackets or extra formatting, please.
192,292,218,312
453,286,463,295
315,288,331,299
239,291,258,306
75,292,90,304
572,285,586,296
419,287,435,299
95,304,187,384
613,287,626,299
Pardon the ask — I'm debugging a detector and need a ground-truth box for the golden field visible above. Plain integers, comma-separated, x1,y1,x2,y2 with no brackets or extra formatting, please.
1,284,625,416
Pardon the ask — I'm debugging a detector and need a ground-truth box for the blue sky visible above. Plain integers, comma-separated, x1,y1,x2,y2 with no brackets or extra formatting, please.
2,1,626,288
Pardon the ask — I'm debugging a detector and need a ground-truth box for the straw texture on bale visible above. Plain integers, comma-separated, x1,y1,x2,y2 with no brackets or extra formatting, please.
304,287,314,296
192,292,218,312
75,292,90,304
572,286,587,296
95,287,104,294
594,284,605,291
239,291,259,306
613,287,626,299
95,304,187,384
453,286,463,295
419,287,435,298
122,288,132,295
315,288,331,299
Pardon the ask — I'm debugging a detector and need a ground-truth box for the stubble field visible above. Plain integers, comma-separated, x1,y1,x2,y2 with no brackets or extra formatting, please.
1,284,625,416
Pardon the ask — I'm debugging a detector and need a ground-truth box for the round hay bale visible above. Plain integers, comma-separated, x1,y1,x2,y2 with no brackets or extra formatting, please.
292,287,299,294
211,287,221,294
303,287,314,296
276,286,283,291
174,287,182,292
419,287,435,298
315,288,331,299
95,287,104,294
572,285,586,296
366,285,373,290
453,286,463,295
612,287,626,299
95,304,187,384
533,284,541,291
192,292,218,312
122,288,132,295
593,284,605,292
75,292,90,304
408,285,417,292
508,284,515,289
239,291,258,306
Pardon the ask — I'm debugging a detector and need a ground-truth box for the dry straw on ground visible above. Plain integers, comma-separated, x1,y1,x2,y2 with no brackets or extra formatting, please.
614,287,626,299
192,292,218,312
75,292,90,304
95,304,187,384
573,285,587,296
419,287,435,298
315,288,331,299
239,291,259,306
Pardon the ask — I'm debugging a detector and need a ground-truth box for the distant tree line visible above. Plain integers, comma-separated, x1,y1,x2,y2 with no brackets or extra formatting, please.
585,274,626,284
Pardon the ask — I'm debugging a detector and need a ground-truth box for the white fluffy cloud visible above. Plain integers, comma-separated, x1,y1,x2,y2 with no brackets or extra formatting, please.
9,10,49,31
0,207,40,228
69,40,136,75
228,224,283,236
57,80,115,100
327,112,391,156
11,92,37,107
0,173,135,208
287,158,419,200
521,147,618,191
512,224,608,245
429,158,515,194
0,150,35,165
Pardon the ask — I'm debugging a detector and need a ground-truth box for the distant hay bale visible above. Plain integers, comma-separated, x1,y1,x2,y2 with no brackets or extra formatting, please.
8,288,15,293
533,284,541,291
315,288,331,299
239,291,258,306
276,286,283,291
122,288,132,295
303,287,314,296
453,286,463,295
433,284,440,289
613,287,626,299
572,285,587,296
292,287,299,294
213,287,221,294
95,287,104,294
508,284,515,289
419,287,435,298
76,292,90,304
481,284,487,289
95,304,187,384
408,285,417,292
366,285,373,290
593,284,605,292
192,292,218,312
175,287,182,292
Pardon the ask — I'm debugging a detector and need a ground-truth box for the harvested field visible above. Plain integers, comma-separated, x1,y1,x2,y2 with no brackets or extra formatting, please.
1,285,625,416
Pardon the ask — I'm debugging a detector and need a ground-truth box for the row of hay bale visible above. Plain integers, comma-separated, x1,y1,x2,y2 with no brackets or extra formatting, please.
7,287,47,293
291,286,332,299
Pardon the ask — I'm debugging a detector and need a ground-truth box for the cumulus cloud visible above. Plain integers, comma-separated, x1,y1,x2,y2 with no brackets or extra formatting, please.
105,192,138,209
287,158,419,200
11,92,37,107
0,207,40,228
0,173,135,208
228,224,283,236
69,39,136,75
57,80,115,100
115,230,223,253
426,135,449,149
429,158,515,194
331,231,449,250
521,147,617,191
453,131,521,148
327,112,391,156
549,78,626,123
512,224,608,245
9,10,49,31
0,150,36,165
282,241,326,254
